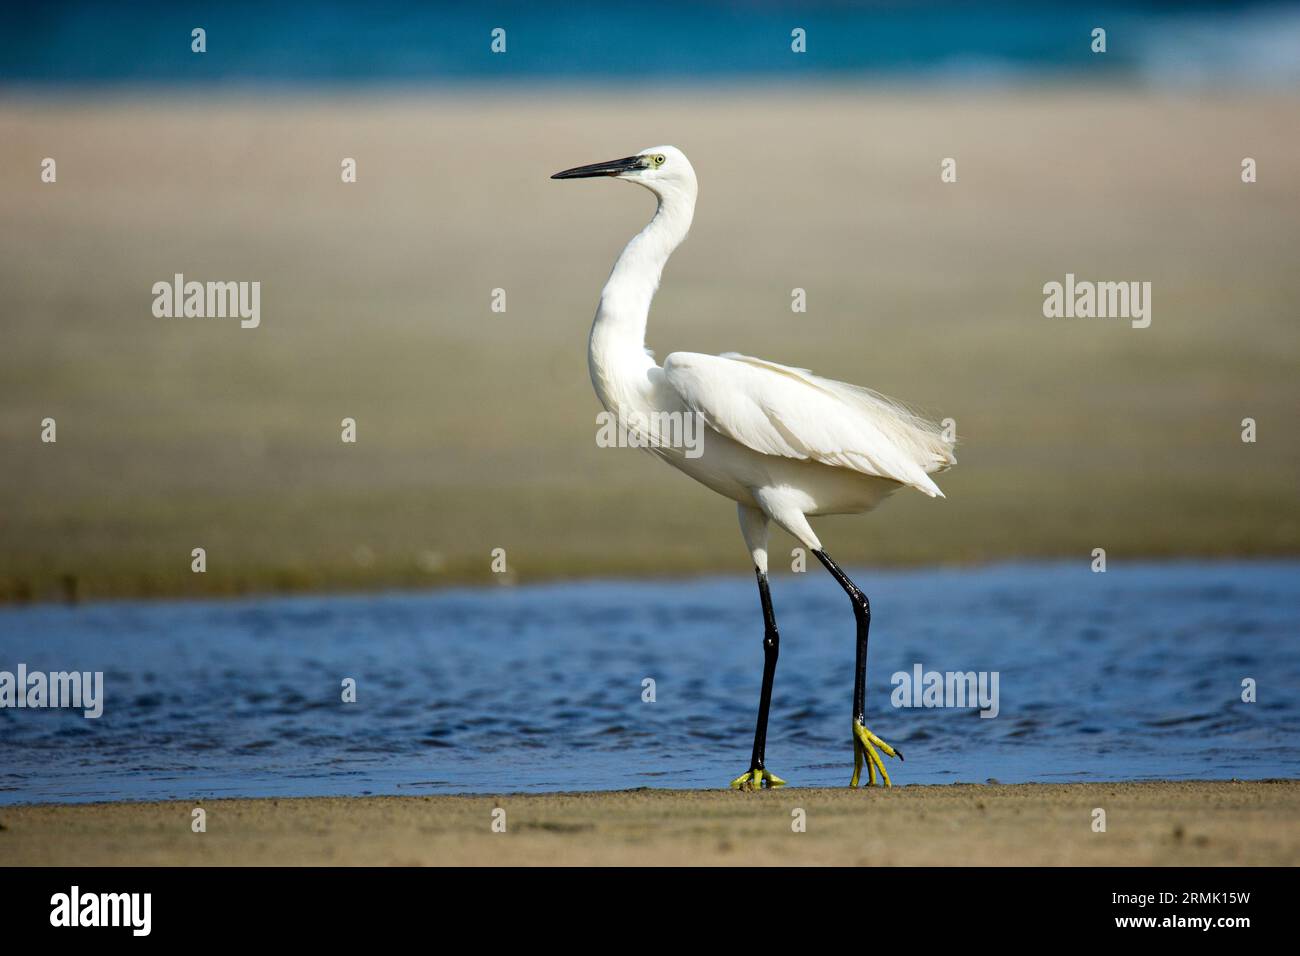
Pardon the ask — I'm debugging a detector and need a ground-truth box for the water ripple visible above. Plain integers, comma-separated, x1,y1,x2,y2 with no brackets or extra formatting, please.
0,560,1297,803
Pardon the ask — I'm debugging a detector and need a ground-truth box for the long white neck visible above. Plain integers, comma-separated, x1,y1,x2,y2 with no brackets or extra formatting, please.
588,186,695,410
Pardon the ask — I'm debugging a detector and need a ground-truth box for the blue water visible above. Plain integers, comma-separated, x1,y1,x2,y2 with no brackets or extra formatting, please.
5,2,1299,87
0,561,1296,805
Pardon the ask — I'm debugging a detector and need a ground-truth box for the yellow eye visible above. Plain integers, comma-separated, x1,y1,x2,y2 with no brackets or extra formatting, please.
653,154,666,167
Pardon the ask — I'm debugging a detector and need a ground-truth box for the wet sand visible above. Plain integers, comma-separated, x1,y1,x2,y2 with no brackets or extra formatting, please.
3,780,1296,866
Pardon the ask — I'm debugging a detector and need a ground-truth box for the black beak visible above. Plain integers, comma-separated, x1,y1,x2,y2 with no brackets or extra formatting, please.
551,155,646,180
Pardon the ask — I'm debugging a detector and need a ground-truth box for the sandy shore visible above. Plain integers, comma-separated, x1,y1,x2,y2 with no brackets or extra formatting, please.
2,89,1299,602
3,780,1296,866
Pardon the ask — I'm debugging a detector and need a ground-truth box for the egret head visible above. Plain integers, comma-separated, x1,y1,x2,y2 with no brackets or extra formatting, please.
552,145,697,204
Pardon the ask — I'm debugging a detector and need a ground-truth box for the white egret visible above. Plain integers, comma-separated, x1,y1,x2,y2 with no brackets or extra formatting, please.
552,146,955,789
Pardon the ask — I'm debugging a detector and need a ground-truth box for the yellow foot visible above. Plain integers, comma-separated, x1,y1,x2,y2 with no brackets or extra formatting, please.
850,721,903,788
730,768,787,791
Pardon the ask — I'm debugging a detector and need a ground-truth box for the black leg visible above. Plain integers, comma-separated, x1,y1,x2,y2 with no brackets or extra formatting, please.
814,550,869,724
815,549,903,786
747,569,780,772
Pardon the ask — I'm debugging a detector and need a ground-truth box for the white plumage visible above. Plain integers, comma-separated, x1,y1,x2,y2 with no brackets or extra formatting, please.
662,351,954,497
557,145,954,571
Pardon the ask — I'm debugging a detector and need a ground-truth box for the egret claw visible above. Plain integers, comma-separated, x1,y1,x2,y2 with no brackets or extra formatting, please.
849,720,901,788
730,768,786,790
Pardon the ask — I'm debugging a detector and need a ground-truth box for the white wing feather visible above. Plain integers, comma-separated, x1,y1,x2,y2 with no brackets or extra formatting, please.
662,352,956,497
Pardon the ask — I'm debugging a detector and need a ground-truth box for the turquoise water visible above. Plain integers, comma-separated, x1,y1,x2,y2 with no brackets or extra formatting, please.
6,2,1296,86
0,560,1297,805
